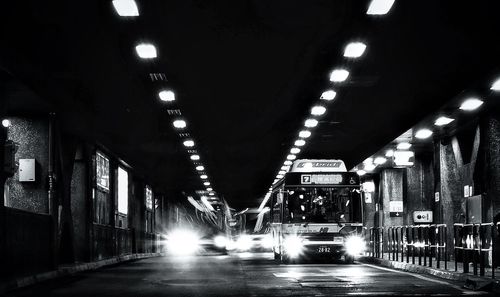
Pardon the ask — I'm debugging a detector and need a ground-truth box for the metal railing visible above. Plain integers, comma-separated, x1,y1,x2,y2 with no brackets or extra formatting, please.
387,224,448,270
453,222,498,278
367,222,499,279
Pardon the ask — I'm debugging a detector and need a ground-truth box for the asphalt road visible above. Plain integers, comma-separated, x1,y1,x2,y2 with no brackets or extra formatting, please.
5,253,492,297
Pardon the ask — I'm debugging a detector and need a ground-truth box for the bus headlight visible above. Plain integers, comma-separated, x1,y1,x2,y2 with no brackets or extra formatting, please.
166,230,200,255
214,235,228,249
345,235,365,256
283,235,304,258
261,234,273,249
237,235,253,251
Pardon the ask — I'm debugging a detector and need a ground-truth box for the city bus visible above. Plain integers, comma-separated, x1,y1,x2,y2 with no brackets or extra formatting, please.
270,159,364,263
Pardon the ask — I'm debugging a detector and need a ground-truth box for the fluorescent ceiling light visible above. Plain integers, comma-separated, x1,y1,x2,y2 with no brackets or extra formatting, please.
112,0,139,16
396,142,411,150
329,69,349,82
364,163,377,171
434,116,454,126
374,157,387,165
290,147,301,154
286,154,297,160
357,170,366,176
311,106,326,116
207,187,213,191
135,43,157,59
320,90,337,101
415,129,433,139
173,119,186,129
385,149,394,157
459,98,483,111
394,150,415,166
278,170,286,175
367,0,395,15
1,119,11,128
196,165,204,171
276,174,284,179
281,165,290,171
203,182,211,186
209,192,215,196
183,139,194,147
159,90,175,102
304,119,318,128
363,157,373,164
491,78,500,91
200,174,208,179
299,130,311,138
344,42,367,58
294,139,306,147
190,154,200,161
284,160,293,166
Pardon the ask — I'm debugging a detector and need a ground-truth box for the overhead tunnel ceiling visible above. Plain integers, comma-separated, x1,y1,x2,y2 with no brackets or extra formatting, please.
1,0,500,209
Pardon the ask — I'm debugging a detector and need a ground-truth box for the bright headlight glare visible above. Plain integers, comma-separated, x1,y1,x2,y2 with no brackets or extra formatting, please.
166,230,200,255
284,235,304,258
345,236,365,256
214,235,227,248
261,234,273,249
237,235,253,251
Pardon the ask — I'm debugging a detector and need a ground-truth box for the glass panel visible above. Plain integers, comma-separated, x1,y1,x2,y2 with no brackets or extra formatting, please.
96,152,110,191
284,187,362,224
145,186,153,210
117,167,128,215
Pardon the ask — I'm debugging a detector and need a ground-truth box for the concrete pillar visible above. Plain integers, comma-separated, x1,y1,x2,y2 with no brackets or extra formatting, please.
379,169,404,227
482,114,500,222
405,152,434,225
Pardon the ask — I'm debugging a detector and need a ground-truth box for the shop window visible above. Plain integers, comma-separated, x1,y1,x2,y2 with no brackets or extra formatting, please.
94,151,111,225
117,167,128,215
96,152,110,191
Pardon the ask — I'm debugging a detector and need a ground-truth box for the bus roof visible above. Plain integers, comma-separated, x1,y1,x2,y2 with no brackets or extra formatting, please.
290,159,347,173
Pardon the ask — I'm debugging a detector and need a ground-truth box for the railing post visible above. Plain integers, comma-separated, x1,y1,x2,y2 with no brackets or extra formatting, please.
444,225,447,270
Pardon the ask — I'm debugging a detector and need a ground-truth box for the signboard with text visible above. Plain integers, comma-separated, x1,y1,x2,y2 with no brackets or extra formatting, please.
389,200,403,217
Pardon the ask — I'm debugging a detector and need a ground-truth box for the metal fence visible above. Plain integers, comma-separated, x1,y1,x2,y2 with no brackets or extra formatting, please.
366,222,499,279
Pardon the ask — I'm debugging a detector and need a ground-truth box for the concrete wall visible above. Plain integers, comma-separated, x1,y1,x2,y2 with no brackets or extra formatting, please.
4,117,49,214
70,146,89,263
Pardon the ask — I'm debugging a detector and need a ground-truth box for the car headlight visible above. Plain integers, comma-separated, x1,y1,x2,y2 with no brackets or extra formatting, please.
344,235,365,256
283,235,304,258
236,235,253,251
214,235,228,249
166,230,200,255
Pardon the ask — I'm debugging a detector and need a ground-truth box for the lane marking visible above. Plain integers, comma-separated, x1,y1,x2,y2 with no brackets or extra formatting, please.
360,263,487,295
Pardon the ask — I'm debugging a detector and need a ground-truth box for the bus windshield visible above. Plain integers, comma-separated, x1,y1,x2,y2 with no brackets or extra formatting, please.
283,187,362,224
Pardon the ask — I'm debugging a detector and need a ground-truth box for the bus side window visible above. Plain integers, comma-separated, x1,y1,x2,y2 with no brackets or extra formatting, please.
271,192,281,223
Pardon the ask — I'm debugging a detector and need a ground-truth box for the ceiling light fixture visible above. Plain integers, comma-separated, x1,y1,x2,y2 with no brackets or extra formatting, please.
196,165,205,171
385,149,394,157
357,170,367,176
367,0,395,15
491,78,500,91
284,160,293,166
135,43,157,59
396,142,411,150
276,174,284,179
190,154,200,161
281,165,290,171
344,42,367,58
320,90,337,101
159,90,175,102
294,139,306,147
203,182,211,186
364,163,377,171
286,154,297,161
311,106,326,116
207,187,213,191
299,130,311,138
434,116,454,126
183,139,195,147
304,119,318,128
173,119,187,129
459,98,483,111
200,174,208,179
374,157,387,165
415,129,433,139
278,170,286,175
329,69,349,82
290,147,301,154
112,0,139,17
1,119,11,128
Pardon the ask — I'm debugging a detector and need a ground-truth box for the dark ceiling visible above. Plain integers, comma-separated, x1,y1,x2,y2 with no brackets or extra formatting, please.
1,0,500,209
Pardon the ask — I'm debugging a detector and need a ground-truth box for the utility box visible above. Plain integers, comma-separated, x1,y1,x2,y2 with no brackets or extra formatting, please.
413,211,433,223
19,159,36,182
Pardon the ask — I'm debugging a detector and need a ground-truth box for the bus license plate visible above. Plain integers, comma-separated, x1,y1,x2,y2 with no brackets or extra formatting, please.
317,246,331,253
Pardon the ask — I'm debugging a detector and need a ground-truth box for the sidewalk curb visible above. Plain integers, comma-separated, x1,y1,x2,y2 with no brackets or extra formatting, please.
1,253,164,294
359,257,500,292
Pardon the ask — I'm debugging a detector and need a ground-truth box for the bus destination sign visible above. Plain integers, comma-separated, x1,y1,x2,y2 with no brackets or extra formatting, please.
301,174,343,185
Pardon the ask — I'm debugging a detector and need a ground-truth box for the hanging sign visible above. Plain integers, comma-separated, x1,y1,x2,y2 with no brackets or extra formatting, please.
389,200,403,217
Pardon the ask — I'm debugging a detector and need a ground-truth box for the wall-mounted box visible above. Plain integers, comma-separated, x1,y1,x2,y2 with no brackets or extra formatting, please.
19,159,36,182
413,211,433,223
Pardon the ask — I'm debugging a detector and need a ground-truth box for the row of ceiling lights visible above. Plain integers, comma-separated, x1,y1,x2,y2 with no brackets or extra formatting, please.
112,0,216,197
357,77,500,176
261,0,397,200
